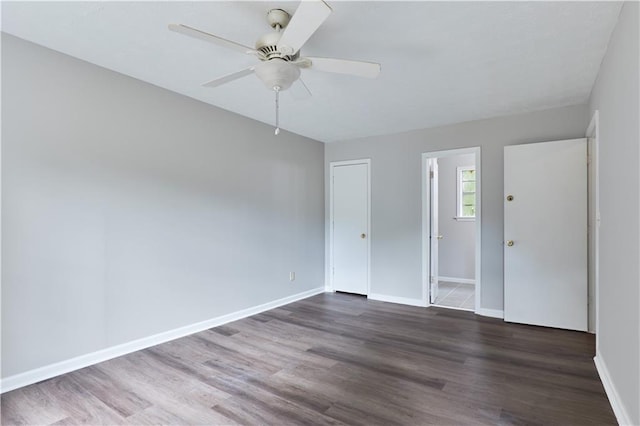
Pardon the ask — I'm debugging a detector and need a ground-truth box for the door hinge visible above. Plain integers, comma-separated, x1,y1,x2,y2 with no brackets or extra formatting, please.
430,170,434,179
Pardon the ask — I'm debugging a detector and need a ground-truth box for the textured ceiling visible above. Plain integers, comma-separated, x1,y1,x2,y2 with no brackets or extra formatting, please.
1,1,623,143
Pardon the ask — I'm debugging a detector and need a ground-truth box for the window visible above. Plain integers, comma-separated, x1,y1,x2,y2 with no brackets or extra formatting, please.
457,166,476,219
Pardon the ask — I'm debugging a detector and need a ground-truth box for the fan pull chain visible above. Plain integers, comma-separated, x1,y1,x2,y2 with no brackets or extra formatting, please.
274,86,281,135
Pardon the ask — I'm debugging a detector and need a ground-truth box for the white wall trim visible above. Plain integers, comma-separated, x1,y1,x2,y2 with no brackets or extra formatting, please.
476,308,504,319
0,287,325,394
422,147,482,313
421,154,429,304
368,293,427,307
438,276,475,285
586,110,600,337
594,354,633,425
328,159,371,295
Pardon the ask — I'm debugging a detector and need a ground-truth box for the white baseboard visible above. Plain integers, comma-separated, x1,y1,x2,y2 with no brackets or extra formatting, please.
594,354,634,425
438,276,475,285
368,293,427,307
0,287,325,394
476,308,504,319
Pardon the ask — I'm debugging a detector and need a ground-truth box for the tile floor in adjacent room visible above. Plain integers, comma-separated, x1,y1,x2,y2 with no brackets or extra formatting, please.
434,281,475,310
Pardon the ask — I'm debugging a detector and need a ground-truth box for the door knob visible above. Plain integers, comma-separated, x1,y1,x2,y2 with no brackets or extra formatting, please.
506,195,514,202
361,233,366,239
436,235,444,240
506,240,514,247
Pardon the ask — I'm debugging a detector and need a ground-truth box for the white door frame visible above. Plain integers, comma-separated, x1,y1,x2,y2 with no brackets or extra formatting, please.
328,159,371,295
422,148,482,312
586,111,600,338
428,157,440,304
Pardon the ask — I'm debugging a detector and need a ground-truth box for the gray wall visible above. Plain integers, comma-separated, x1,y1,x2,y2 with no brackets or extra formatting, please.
1,34,325,378
588,2,639,423
325,104,588,310
437,154,476,280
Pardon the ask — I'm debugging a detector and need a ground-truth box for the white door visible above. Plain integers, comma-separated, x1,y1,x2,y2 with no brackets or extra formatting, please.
331,161,369,295
429,159,440,303
504,139,587,331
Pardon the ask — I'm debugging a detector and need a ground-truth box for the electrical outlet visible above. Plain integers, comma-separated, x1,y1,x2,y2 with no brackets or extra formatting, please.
289,272,295,281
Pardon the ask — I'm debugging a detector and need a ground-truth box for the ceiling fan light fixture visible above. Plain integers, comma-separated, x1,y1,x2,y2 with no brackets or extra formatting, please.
254,58,301,91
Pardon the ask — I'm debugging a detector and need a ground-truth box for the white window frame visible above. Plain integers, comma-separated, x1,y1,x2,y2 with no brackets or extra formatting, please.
456,166,476,220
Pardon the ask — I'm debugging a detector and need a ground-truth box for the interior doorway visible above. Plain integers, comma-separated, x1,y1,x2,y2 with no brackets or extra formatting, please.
422,148,481,312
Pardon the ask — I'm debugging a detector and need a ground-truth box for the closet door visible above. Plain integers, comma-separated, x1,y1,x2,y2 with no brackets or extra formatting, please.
330,160,370,295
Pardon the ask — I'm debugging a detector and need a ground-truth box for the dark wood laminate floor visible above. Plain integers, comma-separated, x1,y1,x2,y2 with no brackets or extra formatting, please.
2,293,616,425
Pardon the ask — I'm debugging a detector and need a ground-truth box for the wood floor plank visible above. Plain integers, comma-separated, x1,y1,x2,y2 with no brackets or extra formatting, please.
203,328,339,370
322,361,503,425
67,365,152,417
307,345,447,390
211,387,344,426
36,375,125,425
94,352,232,412
124,403,235,426
1,293,616,425
0,385,68,425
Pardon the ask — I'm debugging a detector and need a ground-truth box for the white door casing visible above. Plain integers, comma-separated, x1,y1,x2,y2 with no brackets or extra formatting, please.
429,159,439,303
504,138,588,331
330,160,370,295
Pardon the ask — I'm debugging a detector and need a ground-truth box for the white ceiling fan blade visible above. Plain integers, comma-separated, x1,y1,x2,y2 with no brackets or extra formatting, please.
306,57,381,79
202,67,255,88
277,0,332,56
169,24,258,56
288,78,312,100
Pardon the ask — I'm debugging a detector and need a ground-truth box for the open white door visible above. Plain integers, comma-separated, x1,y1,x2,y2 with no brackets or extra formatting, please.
330,161,370,295
429,159,440,303
504,139,587,331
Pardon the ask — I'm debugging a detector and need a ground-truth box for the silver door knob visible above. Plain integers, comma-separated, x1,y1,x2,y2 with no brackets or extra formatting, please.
436,235,444,240
361,233,366,239
506,240,514,247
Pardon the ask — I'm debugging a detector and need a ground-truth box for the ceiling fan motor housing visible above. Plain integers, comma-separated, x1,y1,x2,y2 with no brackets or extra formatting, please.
255,31,296,61
256,9,297,61
254,58,301,91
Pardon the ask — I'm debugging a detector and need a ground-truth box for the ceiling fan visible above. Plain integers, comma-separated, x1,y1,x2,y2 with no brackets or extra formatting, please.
169,0,381,134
